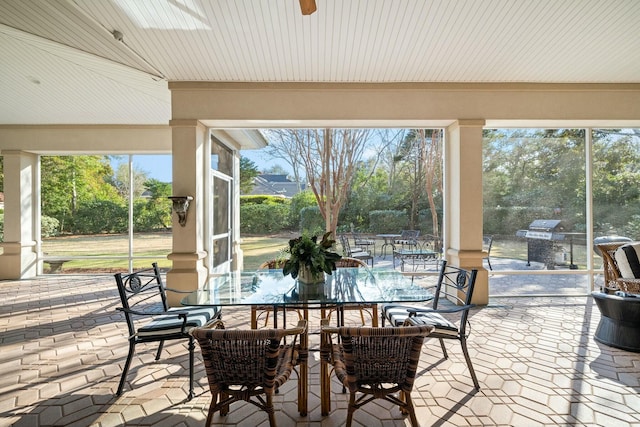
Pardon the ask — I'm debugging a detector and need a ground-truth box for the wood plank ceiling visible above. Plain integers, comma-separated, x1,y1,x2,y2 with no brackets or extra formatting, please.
0,0,639,125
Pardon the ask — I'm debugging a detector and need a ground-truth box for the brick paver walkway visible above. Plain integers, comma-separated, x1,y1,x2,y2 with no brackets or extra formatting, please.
1,273,639,426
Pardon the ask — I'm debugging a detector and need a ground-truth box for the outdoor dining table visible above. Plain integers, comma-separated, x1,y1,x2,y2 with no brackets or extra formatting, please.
180,267,434,417
393,248,439,271
376,233,402,258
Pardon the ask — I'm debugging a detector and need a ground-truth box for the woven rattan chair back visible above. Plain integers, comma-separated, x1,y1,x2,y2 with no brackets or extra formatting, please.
321,322,434,426
597,242,640,293
191,320,306,427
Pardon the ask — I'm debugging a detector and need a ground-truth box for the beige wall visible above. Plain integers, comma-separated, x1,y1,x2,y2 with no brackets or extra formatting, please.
0,125,172,153
169,82,640,127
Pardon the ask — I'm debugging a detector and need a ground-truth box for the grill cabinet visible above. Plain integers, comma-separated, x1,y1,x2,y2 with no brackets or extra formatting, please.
516,219,567,269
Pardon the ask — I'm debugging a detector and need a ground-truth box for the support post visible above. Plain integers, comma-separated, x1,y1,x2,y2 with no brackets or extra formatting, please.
445,120,488,305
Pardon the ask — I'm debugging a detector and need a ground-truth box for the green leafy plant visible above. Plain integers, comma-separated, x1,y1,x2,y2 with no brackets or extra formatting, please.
282,232,342,279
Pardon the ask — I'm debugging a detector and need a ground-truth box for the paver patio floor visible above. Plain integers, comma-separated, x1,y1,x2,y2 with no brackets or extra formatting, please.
1,271,639,426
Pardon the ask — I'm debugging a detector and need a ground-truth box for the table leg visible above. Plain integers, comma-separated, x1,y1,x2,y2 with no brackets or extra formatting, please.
320,334,331,416
298,307,309,416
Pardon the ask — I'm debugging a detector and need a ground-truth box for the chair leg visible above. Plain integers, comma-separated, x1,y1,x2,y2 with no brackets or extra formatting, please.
460,337,480,390
155,340,164,360
117,340,136,396
346,392,357,427
320,358,331,416
439,337,448,359
206,399,216,427
251,306,258,329
187,337,195,400
371,305,379,327
404,393,419,427
266,393,277,427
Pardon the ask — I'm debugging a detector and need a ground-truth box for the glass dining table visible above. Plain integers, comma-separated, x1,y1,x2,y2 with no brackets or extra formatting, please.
181,267,434,417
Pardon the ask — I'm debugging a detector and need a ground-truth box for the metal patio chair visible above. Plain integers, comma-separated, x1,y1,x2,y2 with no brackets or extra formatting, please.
114,262,221,400
381,260,480,390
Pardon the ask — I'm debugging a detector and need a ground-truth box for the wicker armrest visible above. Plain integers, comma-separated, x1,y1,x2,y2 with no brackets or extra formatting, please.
285,319,308,336
194,318,225,331
616,278,640,294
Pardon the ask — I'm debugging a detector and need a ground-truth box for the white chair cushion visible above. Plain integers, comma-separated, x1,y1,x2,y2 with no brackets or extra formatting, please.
138,306,219,337
614,243,640,279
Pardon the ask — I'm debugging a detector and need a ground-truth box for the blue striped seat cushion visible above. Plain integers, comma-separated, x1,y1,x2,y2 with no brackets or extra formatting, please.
614,243,640,279
138,306,219,337
382,304,458,336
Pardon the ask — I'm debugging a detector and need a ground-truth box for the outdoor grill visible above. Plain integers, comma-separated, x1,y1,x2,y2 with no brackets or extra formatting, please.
516,219,572,269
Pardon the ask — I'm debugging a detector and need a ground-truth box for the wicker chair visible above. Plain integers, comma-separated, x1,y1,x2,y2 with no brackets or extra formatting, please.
322,257,379,327
320,320,434,424
251,259,295,328
593,242,640,352
191,319,307,427
597,242,640,294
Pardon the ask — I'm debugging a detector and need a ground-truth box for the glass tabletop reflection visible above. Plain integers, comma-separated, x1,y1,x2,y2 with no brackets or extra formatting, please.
180,268,433,307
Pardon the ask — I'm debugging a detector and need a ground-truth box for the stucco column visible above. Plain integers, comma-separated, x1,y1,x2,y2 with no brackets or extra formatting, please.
445,120,488,305
0,151,38,279
166,120,209,306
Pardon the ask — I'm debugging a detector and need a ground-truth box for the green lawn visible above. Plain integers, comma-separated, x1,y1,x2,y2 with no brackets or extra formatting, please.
40,232,291,273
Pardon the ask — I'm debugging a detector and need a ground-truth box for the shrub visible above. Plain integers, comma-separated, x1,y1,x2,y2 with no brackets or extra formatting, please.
299,206,325,236
240,203,290,234
369,210,407,233
73,200,128,234
41,215,60,237
240,195,288,205
289,191,317,228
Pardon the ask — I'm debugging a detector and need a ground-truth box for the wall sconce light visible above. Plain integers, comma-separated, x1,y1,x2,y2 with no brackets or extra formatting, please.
168,196,193,227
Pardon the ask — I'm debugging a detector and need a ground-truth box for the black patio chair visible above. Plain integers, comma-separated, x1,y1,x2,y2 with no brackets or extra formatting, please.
381,260,480,390
114,262,221,400
339,234,373,267
394,230,420,249
351,232,376,256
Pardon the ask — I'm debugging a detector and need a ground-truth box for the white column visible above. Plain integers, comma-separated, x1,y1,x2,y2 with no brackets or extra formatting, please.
0,151,38,279
445,120,488,305
166,120,209,306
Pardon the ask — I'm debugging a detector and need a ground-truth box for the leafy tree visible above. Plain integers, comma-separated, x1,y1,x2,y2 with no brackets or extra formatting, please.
41,156,120,232
109,161,149,199
135,178,172,230
240,156,260,194
264,164,290,175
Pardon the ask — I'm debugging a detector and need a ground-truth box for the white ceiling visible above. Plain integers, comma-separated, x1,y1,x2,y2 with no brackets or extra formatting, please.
1,0,639,126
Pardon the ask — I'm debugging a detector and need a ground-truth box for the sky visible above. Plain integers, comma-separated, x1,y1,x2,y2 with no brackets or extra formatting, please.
111,155,173,183
114,149,291,183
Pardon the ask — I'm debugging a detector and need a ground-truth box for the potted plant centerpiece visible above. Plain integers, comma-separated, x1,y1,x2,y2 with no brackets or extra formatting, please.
282,232,342,285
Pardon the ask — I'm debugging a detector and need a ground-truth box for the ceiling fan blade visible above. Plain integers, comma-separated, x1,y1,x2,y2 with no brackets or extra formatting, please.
299,0,317,15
